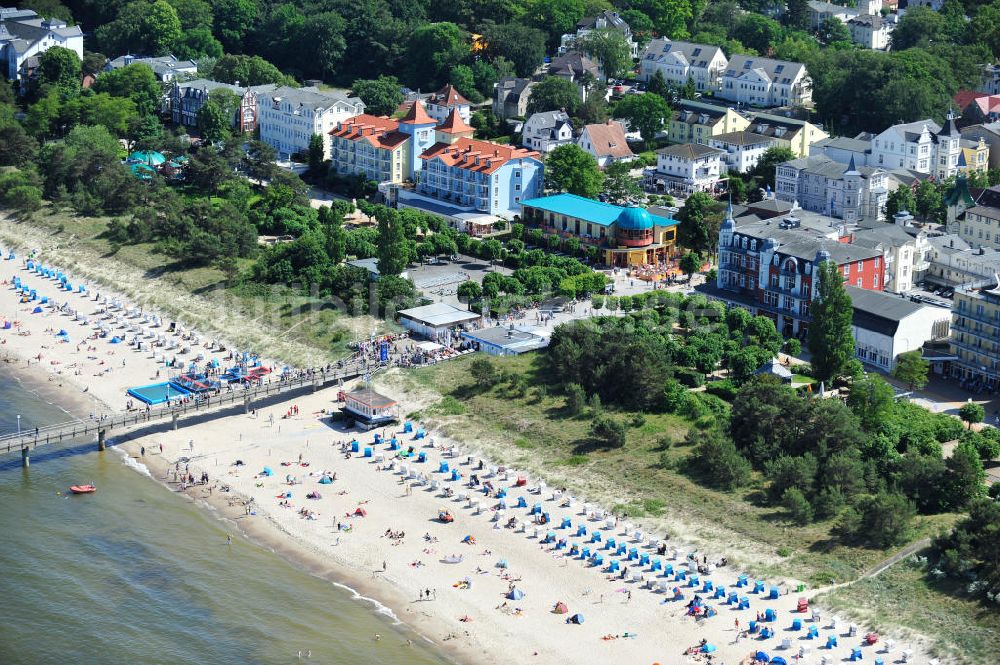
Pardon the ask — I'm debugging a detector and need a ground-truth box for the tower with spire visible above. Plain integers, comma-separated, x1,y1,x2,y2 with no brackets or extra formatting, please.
842,155,862,224
396,100,438,181
934,108,962,180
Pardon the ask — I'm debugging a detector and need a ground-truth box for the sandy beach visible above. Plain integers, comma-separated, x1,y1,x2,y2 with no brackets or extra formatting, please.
0,253,936,665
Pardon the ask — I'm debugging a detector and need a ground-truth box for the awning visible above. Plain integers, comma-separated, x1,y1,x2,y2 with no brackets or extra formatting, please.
415,341,444,352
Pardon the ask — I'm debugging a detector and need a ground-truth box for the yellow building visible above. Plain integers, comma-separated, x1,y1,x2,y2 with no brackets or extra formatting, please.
745,112,828,157
520,194,678,268
667,100,749,145
960,137,989,176
950,278,1000,390
329,114,412,184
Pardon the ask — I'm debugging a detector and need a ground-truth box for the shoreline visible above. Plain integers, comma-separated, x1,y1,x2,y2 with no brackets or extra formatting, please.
0,251,938,665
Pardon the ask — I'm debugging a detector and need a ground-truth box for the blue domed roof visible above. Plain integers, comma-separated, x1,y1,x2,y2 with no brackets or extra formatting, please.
616,206,653,230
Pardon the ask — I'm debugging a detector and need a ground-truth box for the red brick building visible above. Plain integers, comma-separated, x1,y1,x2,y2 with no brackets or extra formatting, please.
713,206,885,339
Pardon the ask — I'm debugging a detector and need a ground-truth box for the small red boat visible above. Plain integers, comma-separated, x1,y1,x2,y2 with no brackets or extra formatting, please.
69,485,96,494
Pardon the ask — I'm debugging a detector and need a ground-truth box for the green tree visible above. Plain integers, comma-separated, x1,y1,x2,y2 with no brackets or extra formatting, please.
647,69,672,100
565,382,586,415
847,375,896,432
174,26,224,59
686,427,753,490
732,14,784,54
576,28,632,80
591,413,628,447
196,88,239,141
679,252,701,282
676,191,721,253
524,0,586,49
449,64,482,103
914,179,944,223
127,113,163,152
527,76,581,116
376,206,408,276
751,146,796,191
545,144,603,198
167,0,213,29
614,93,670,149
212,54,293,86
942,441,987,509
785,0,811,31
782,487,814,525
479,23,547,79
64,92,139,136
351,76,404,116
635,0,694,38
0,124,39,166
456,280,482,308
36,46,81,97
959,402,985,429
838,492,916,548
470,357,500,387
213,0,258,52
96,0,183,56
406,22,467,90
891,6,953,50
818,16,851,44
307,134,326,176
884,186,916,222
931,497,1000,598
92,63,162,116
3,184,43,217
808,261,856,382
892,350,929,390
602,160,640,204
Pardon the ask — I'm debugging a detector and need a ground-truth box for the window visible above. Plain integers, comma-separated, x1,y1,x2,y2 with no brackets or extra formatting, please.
856,278,862,287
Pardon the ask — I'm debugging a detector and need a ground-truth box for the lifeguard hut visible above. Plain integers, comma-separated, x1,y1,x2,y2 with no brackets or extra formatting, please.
341,387,399,430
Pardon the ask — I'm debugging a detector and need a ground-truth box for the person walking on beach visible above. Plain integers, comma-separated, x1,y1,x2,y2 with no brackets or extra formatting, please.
227,534,232,545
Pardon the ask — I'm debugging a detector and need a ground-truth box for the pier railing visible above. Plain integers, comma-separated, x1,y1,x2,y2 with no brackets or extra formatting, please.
0,360,386,456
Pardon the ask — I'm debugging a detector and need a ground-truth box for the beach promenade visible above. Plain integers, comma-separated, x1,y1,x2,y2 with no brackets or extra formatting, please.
0,253,937,665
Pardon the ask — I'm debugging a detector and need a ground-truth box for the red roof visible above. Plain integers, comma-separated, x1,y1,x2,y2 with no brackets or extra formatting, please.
954,90,1000,116
399,100,435,125
581,121,634,159
330,114,409,149
436,107,474,135
420,138,539,175
429,84,470,108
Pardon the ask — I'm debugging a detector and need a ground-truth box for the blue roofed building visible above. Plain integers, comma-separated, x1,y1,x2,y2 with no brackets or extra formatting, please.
520,193,679,267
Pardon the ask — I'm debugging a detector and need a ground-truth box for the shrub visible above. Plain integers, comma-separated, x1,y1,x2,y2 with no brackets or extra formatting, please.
662,379,688,413
675,368,704,388
784,338,802,356
564,382,586,415
836,492,916,548
591,294,605,310
782,487,815,525
685,428,752,490
705,379,739,401
470,357,499,387
591,414,628,447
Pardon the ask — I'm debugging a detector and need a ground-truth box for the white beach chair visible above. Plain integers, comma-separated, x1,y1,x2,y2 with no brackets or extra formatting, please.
647,537,659,550
633,530,644,542
687,561,698,573
656,580,669,592
820,656,830,665
431,480,440,491
473,502,482,515
798,646,810,658
811,609,821,623
900,649,912,662
829,617,840,631
533,527,543,539
780,638,792,650
883,638,894,653
848,623,858,636
631,572,642,582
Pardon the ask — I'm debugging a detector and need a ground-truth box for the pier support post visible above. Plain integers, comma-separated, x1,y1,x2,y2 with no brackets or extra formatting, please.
97,429,106,451
244,395,251,415
172,412,179,431
21,446,29,468
312,379,319,394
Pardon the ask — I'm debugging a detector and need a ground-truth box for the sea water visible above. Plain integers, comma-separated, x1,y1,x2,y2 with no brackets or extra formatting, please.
0,368,450,664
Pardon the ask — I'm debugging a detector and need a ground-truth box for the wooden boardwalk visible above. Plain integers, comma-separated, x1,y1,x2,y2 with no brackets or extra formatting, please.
1,361,383,465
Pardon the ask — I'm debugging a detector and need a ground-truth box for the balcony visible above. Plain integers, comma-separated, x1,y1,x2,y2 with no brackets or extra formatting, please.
950,320,1000,342
954,310,1000,328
